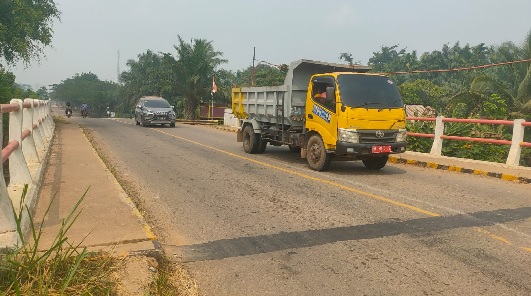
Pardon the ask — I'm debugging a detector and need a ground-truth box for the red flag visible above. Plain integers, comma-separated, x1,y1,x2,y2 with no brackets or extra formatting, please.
212,76,217,94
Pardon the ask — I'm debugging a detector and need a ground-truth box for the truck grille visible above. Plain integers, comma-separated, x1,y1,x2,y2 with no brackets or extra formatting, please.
359,130,397,144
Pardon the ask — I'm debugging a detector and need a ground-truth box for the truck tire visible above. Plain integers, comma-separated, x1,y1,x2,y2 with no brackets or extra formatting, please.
307,134,331,171
258,138,267,153
243,125,260,154
362,156,388,170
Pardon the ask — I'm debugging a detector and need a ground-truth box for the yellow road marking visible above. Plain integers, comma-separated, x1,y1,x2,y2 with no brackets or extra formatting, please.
150,127,530,252
474,227,512,245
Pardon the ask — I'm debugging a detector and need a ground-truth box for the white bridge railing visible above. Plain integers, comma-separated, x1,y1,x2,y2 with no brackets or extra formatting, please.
0,99,54,248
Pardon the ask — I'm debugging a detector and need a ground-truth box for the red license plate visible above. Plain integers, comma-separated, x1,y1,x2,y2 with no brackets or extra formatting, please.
372,145,392,153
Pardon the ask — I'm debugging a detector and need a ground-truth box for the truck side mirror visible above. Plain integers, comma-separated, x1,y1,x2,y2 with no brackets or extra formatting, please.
325,86,336,102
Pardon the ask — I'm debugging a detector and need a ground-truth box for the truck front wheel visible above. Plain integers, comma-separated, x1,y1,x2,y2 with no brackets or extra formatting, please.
243,125,260,154
362,156,388,170
307,134,331,171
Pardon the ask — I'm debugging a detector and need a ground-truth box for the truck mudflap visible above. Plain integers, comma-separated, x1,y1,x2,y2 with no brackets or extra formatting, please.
335,141,407,156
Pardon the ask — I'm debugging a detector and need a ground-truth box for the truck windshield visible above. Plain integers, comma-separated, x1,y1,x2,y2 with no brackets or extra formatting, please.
337,74,403,109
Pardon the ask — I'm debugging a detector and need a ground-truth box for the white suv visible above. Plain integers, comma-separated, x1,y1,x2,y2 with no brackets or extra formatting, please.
134,96,176,127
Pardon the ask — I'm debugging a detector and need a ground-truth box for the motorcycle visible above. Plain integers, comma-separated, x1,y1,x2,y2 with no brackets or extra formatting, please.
65,108,72,118
81,109,88,118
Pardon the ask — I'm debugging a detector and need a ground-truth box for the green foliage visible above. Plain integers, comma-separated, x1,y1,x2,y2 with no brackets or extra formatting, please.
118,36,227,120
0,0,60,66
443,141,509,163
49,73,119,117
339,52,361,66
0,68,17,104
172,35,227,119
119,50,176,107
368,45,419,85
234,63,287,87
213,69,237,106
398,79,448,110
482,94,507,119
405,120,434,153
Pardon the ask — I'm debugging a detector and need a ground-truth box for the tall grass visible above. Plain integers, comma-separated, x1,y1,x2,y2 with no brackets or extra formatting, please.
0,185,117,295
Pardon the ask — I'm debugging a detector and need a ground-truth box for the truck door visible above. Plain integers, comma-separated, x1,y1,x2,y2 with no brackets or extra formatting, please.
306,76,338,148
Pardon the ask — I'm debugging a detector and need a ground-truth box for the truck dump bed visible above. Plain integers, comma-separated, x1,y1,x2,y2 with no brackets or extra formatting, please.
232,59,371,126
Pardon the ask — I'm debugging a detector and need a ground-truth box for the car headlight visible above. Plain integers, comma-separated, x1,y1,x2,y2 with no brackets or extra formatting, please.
396,129,407,142
338,128,360,143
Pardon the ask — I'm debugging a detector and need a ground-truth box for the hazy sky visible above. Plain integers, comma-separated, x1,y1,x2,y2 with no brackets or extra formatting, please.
9,0,531,90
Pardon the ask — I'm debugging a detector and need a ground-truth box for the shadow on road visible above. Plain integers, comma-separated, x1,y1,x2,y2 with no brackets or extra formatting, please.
166,207,531,263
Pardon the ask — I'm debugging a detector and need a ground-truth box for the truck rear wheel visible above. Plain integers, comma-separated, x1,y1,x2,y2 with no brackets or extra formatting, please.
257,138,267,153
243,125,260,154
362,156,388,170
307,134,331,171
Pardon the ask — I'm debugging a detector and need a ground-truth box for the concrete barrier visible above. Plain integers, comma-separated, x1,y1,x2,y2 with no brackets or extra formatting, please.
0,98,54,249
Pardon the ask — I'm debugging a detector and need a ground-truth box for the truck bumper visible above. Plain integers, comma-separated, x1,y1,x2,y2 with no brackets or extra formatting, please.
335,141,407,155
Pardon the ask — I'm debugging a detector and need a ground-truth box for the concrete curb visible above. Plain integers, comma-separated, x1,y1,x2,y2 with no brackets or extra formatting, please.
388,156,531,184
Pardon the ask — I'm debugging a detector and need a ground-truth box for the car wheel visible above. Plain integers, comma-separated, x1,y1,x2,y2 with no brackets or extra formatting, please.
170,122,175,127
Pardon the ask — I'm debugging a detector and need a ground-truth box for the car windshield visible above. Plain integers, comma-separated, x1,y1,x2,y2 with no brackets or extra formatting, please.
144,99,171,108
337,74,403,109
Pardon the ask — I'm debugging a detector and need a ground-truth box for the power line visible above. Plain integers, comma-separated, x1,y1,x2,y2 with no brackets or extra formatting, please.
383,58,531,75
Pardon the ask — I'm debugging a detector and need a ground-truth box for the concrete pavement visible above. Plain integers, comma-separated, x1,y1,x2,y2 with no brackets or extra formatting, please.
32,120,529,256
34,118,158,255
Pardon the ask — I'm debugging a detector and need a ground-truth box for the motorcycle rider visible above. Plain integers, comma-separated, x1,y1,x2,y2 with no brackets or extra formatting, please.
80,102,88,117
65,101,72,117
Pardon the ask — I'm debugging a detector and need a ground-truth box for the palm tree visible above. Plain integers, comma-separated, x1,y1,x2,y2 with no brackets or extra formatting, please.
514,30,531,119
173,36,227,119
448,30,531,120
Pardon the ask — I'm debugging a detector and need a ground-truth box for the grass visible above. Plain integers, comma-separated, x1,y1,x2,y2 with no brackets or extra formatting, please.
0,185,118,295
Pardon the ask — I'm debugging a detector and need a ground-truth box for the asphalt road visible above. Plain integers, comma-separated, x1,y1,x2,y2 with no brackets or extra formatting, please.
79,117,530,296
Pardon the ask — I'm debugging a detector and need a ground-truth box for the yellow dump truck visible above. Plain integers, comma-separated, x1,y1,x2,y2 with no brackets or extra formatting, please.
232,59,407,171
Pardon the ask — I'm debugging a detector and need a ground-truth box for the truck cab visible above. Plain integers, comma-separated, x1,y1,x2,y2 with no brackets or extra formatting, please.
306,73,407,168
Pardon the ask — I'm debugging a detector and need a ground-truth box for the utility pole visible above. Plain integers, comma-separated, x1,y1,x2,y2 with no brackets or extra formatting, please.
117,50,120,83
251,47,256,87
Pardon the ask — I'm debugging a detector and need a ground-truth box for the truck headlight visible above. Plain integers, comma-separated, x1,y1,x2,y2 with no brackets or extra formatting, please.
338,128,360,143
396,129,407,142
